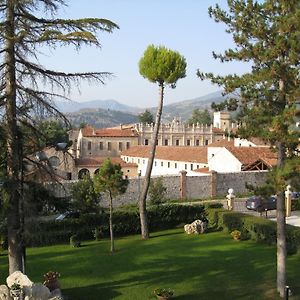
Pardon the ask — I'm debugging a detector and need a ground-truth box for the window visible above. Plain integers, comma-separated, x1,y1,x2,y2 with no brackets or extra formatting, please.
185,164,187,170
99,142,103,150
175,163,177,168
143,160,145,164
205,139,209,145
145,139,148,145
154,161,157,166
138,159,140,164
168,162,170,168
191,164,193,170
161,161,163,167
176,139,180,146
126,142,130,149
187,139,191,146
197,165,199,169
119,142,123,151
87,141,92,150
196,139,200,146
107,142,111,150
164,139,168,146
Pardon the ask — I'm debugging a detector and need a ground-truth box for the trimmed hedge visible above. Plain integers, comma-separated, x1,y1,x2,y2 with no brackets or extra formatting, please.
206,208,300,255
25,204,206,246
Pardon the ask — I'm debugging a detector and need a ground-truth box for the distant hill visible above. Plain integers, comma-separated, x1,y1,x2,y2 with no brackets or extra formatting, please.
66,108,139,128
54,99,140,114
151,91,228,121
63,91,231,127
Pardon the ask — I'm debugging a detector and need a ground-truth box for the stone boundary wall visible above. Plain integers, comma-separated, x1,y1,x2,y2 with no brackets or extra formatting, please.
215,171,269,196
45,171,268,207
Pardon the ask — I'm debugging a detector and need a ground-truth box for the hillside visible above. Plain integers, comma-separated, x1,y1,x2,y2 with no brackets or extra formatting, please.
54,99,140,114
64,91,230,127
66,108,139,128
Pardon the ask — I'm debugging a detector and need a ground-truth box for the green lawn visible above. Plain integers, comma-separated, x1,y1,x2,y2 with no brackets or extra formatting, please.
1,229,300,300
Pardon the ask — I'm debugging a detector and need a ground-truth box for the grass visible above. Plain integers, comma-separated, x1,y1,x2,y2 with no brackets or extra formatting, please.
1,229,300,299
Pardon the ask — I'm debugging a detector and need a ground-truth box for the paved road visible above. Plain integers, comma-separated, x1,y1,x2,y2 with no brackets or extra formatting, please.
222,198,300,227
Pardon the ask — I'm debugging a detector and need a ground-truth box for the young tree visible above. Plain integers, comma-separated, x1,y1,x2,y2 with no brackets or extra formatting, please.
198,1,300,296
138,109,154,124
0,0,118,274
149,177,167,206
187,109,212,126
94,159,128,253
70,175,101,214
139,45,186,239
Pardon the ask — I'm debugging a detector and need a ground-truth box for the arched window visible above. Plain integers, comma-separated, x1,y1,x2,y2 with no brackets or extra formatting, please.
94,169,100,175
78,168,90,179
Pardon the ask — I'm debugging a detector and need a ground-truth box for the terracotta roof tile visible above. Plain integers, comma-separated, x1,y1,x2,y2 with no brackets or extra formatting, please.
81,125,138,137
121,146,208,163
227,146,277,166
208,139,234,147
194,167,210,173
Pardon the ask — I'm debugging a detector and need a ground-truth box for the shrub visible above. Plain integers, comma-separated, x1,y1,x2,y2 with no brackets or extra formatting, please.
206,208,300,255
93,227,104,241
230,230,241,240
25,204,206,246
70,234,81,247
149,177,167,205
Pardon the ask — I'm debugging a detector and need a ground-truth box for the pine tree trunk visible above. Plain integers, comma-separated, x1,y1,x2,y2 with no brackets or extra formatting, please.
276,142,287,297
5,0,23,274
109,192,114,253
139,83,164,239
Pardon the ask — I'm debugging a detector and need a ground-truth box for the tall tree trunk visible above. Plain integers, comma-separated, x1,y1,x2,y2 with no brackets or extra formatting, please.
276,142,287,297
276,78,287,297
139,83,164,239
5,0,23,274
109,191,114,253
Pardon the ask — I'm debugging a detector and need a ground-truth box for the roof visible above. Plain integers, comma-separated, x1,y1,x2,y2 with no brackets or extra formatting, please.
226,146,277,167
193,167,210,174
75,156,137,168
208,138,234,147
121,146,208,164
212,127,225,134
81,125,139,138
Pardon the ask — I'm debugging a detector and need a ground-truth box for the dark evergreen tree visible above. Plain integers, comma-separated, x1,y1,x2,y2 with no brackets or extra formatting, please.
0,0,118,274
138,109,154,124
187,109,212,126
198,1,300,296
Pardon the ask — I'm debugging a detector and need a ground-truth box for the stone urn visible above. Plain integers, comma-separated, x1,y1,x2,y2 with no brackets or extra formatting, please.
153,288,173,300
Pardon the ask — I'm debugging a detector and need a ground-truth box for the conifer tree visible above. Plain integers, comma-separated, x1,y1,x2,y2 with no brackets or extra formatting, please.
198,1,300,296
0,0,118,274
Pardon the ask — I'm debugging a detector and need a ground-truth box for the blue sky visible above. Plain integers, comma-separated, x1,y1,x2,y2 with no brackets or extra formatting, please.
43,0,250,108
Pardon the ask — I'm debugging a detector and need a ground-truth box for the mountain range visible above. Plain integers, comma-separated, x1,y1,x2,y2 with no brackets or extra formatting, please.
55,90,228,128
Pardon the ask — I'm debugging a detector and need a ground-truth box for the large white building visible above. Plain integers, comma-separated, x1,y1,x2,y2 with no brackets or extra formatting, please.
121,138,277,177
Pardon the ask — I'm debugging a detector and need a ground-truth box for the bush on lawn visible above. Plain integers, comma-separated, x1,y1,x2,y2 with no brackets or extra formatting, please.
25,204,206,246
206,208,300,255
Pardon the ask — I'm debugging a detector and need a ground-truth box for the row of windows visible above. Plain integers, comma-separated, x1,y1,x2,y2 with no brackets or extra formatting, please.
124,156,203,171
87,141,130,151
144,139,209,146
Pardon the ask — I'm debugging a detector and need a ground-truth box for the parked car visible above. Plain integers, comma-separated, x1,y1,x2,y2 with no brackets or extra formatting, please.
55,211,80,221
292,192,300,200
245,196,277,212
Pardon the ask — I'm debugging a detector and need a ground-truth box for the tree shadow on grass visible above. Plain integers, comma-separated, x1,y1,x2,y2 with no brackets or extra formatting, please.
63,283,122,300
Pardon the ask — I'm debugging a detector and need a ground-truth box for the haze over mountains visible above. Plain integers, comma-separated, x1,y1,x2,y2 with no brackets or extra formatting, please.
55,91,227,128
